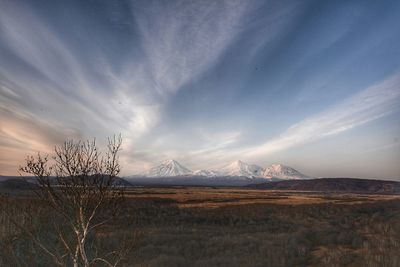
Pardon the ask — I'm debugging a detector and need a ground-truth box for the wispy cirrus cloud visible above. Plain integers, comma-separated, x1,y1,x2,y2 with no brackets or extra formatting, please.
1,0,399,178
244,73,400,158
0,0,264,174
132,0,254,95
115,0,262,149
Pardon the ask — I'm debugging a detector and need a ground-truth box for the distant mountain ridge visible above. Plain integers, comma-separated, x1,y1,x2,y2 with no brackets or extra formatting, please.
0,178,39,191
132,159,311,180
219,160,263,178
144,159,192,177
263,164,310,180
2,175,398,192
192,169,219,177
250,178,400,194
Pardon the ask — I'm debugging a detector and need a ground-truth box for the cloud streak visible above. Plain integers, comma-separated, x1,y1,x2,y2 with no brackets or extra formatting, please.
0,0,262,174
0,0,399,178
133,0,253,95
244,73,400,158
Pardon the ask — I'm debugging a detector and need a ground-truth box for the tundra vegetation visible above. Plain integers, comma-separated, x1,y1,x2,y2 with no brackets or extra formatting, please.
0,136,135,267
0,139,399,266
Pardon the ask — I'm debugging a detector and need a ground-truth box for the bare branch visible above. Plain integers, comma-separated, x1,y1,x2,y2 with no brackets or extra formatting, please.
16,135,129,267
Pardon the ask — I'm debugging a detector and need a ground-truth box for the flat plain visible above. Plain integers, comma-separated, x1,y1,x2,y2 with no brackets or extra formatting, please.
121,187,400,266
125,187,400,208
2,187,400,266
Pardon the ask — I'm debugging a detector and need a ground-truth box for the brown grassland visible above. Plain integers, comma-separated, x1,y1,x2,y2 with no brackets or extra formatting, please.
1,187,400,266
125,187,400,208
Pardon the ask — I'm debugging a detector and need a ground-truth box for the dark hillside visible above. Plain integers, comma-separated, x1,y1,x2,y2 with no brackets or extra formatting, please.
251,178,400,194
0,178,39,191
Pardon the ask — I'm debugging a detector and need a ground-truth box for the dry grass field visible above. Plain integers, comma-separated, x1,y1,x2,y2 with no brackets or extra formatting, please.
1,187,400,266
125,187,400,208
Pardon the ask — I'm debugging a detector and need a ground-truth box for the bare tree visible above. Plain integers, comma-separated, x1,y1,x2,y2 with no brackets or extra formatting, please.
12,135,133,267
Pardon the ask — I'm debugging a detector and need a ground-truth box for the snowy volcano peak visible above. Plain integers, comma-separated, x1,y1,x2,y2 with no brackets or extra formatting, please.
145,159,192,177
140,160,311,180
162,159,180,165
219,160,263,178
262,163,310,180
192,169,220,177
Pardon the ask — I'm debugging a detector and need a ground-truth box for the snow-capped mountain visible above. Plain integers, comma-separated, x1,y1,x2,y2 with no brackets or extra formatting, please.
262,164,310,180
137,159,310,181
145,159,192,177
192,169,220,177
218,160,263,178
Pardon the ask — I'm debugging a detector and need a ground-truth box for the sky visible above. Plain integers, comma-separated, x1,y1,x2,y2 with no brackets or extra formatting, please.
0,0,400,179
